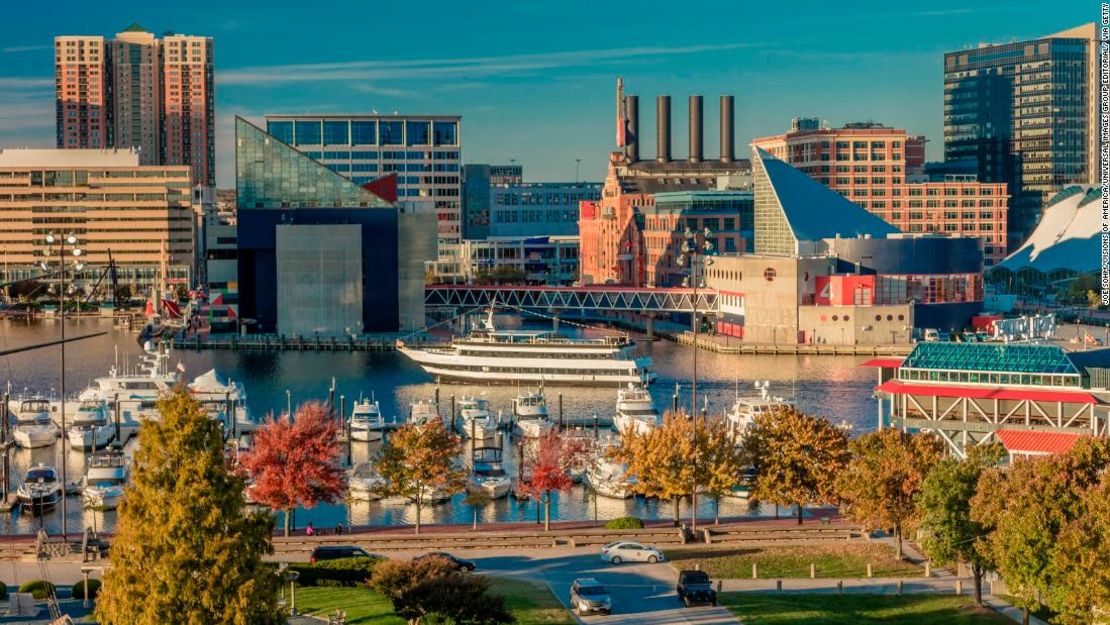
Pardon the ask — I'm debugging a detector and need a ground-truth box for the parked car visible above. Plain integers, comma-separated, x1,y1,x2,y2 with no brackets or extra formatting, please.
922,328,940,342
414,551,476,571
600,540,666,565
676,569,717,606
308,545,379,564
569,578,612,615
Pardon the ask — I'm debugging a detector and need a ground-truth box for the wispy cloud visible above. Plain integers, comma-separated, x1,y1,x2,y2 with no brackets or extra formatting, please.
2,45,51,54
0,77,53,88
908,8,977,17
349,84,420,98
218,42,767,86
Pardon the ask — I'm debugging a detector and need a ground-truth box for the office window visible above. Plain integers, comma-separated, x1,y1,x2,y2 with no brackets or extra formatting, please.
267,121,293,144
406,120,431,145
323,121,349,146
381,121,404,145
351,121,377,145
433,121,458,146
294,120,321,145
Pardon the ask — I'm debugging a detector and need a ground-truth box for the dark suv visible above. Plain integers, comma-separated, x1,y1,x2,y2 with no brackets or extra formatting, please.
676,569,717,606
309,546,376,564
414,552,476,572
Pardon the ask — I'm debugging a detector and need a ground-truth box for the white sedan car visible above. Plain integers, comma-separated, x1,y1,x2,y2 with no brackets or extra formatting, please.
600,540,666,565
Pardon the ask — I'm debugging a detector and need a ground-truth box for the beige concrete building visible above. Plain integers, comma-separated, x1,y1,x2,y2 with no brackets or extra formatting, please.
0,149,194,294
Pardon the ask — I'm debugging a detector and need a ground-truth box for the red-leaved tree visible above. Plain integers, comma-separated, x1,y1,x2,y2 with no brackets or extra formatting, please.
241,402,346,536
520,430,588,531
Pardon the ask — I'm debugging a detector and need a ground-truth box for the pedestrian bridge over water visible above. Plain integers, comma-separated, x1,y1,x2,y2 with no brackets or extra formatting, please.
424,285,718,315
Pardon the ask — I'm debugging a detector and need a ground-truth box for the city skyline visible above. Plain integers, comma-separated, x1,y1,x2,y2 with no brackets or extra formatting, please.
0,0,1095,187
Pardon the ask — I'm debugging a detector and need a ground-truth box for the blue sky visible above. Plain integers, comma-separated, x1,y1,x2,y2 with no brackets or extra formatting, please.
0,0,1094,187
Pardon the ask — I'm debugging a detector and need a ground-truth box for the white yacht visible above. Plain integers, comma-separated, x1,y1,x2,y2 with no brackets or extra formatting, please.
82,449,128,510
72,345,179,437
397,309,654,386
67,399,114,451
513,390,554,438
17,464,63,512
188,369,252,433
349,396,384,442
469,446,512,499
12,399,60,449
409,401,440,427
613,384,660,436
585,440,634,499
727,382,795,436
457,397,497,439
347,462,386,501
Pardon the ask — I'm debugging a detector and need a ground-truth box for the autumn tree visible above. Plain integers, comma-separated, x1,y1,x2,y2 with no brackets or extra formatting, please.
519,429,588,531
96,391,281,625
462,488,492,531
613,411,707,525
917,442,1005,606
742,407,849,524
971,438,1110,625
241,402,346,537
372,557,512,625
1053,473,1110,624
836,429,943,559
376,419,465,534
699,417,748,524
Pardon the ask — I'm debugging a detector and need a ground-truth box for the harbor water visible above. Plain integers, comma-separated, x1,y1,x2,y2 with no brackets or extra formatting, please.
0,316,879,535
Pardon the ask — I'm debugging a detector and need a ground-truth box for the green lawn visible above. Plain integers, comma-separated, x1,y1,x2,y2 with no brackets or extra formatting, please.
294,577,572,625
666,543,922,579
720,593,1015,625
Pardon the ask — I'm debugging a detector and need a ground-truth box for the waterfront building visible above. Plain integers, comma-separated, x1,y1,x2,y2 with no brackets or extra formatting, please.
868,341,1110,459
578,87,752,286
234,118,435,335
705,149,983,344
944,24,1098,249
752,119,1010,266
463,164,600,239
55,25,215,187
990,184,1101,296
0,148,194,292
462,164,522,239
643,191,752,287
262,113,461,275
458,236,578,286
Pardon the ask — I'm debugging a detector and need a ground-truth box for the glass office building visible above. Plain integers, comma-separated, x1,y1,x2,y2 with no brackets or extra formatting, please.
944,24,1097,249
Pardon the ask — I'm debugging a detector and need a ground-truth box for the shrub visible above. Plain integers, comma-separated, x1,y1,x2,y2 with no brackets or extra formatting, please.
289,557,381,587
605,516,644,530
18,580,55,600
71,578,101,600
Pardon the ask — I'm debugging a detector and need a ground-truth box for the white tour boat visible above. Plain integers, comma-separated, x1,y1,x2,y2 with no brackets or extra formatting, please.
469,446,512,499
348,462,386,501
513,390,554,438
457,397,497,439
18,464,64,511
349,396,385,442
397,309,654,386
12,399,60,449
727,381,795,436
613,384,660,436
82,449,129,510
67,399,114,451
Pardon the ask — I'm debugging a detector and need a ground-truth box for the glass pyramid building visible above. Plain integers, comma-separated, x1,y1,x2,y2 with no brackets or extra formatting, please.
752,147,899,256
235,116,392,210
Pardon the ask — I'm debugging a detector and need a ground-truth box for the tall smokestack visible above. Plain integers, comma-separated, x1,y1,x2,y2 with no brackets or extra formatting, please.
625,96,639,162
720,95,735,162
656,95,671,162
688,95,703,163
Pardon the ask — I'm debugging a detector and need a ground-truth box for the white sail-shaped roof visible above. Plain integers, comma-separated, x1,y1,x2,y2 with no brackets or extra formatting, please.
997,185,1100,274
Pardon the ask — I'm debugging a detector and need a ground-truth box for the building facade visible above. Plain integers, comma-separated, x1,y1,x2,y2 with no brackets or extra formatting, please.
752,120,1009,265
462,164,522,239
643,191,752,287
488,182,601,238
262,114,461,272
234,117,435,334
944,24,1097,249
55,25,215,187
0,148,194,293
458,236,579,286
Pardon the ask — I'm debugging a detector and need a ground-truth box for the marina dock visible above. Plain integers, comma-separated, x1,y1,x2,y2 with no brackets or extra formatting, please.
170,334,414,352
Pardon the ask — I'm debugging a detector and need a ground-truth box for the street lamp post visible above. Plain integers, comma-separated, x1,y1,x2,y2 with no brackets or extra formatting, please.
678,226,714,533
80,566,93,608
42,233,83,541
286,389,292,417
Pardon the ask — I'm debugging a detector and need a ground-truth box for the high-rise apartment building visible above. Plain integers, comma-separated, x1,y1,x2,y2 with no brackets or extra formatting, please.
55,36,109,149
753,120,1009,266
944,24,1097,249
54,25,215,187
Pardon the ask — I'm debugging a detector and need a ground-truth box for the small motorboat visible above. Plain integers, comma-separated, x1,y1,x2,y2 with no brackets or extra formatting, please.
349,395,384,442
347,462,386,501
67,399,115,451
82,449,129,510
469,446,511,499
613,384,660,436
409,401,440,427
514,390,554,438
12,399,59,449
18,464,64,512
457,397,497,439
